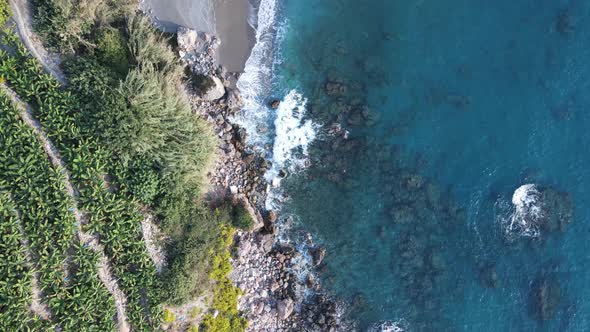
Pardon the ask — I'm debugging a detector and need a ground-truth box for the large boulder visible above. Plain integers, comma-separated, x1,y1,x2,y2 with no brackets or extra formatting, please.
234,194,264,231
200,75,225,101
277,298,294,320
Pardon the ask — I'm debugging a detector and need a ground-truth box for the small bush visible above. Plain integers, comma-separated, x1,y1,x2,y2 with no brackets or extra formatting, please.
124,156,160,205
159,207,231,305
163,309,176,323
187,325,199,332
201,311,247,332
95,27,129,75
190,307,200,319
230,204,254,230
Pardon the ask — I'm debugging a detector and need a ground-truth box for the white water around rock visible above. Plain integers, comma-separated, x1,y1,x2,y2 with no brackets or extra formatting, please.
503,184,544,238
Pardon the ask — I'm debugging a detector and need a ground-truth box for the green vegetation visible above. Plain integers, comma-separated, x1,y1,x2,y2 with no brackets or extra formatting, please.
163,309,176,323
230,204,255,230
200,226,248,332
1,35,161,329
0,192,37,330
0,91,117,330
0,0,249,329
95,26,129,75
0,0,10,26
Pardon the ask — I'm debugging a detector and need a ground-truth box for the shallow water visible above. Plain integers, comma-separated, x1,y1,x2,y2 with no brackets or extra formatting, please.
256,0,590,331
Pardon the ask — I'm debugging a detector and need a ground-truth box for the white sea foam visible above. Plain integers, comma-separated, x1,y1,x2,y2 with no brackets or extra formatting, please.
368,320,407,332
234,0,280,146
235,0,318,208
501,184,544,238
267,90,318,180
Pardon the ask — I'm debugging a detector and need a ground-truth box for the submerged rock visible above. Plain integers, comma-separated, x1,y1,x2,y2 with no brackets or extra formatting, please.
325,81,348,96
530,276,561,321
270,99,281,109
556,8,575,36
479,263,499,288
312,247,326,266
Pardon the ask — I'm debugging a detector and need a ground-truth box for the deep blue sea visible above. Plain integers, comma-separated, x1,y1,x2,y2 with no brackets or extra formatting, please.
251,0,590,331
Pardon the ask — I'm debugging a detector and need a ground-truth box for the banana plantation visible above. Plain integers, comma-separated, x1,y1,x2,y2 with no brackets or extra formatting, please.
0,29,163,330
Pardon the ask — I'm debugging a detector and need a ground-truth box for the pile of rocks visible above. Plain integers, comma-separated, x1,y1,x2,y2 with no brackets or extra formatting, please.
230,231,348,332
177,27,220,76
189,94,269,209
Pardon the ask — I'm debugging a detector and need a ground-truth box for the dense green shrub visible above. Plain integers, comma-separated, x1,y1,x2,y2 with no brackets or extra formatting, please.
32,0,134,52
63,55,215,209
163,309,176,323
0,0,11,26
230,204,254,230
127,14,177,71
124,155,160,205
95,26,129,75
201,278,248,332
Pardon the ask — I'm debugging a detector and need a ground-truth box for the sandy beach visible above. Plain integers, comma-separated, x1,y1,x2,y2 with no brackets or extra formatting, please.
141,0,255,72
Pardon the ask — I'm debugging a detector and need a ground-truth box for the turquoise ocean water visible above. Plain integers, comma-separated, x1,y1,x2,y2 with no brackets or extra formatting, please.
247,0,590,330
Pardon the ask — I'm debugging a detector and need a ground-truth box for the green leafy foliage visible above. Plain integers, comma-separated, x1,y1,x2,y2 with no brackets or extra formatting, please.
163,309,176,323
230,204,254,230
0,192,38,330
123,155,161,205
0,91,117,331
95,26,129,75
0,40,161,330
5,0,248,328
159,206,228,305
200,225,247,332
0,0,10,27
31,0,133,52
191,74,215,94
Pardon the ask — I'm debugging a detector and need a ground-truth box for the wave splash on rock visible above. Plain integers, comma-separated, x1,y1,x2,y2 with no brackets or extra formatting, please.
266,89,318,183
498,183,573,239
368,320,408,332
504,183,544,238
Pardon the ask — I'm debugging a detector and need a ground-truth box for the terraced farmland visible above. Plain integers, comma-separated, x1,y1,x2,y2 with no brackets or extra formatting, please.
0,31,161,331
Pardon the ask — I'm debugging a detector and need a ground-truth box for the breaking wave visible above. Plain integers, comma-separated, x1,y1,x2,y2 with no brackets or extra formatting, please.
235,0,318,205
234,0,280,146
266,90,318,182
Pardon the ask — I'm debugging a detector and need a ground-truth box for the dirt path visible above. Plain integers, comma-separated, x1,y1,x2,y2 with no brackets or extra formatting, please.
140,210,167,274
1,85,130,332
8,0,65,83
8,194,52,320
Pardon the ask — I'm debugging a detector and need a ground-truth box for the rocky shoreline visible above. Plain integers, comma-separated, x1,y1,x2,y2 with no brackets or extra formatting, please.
176,27,348,331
